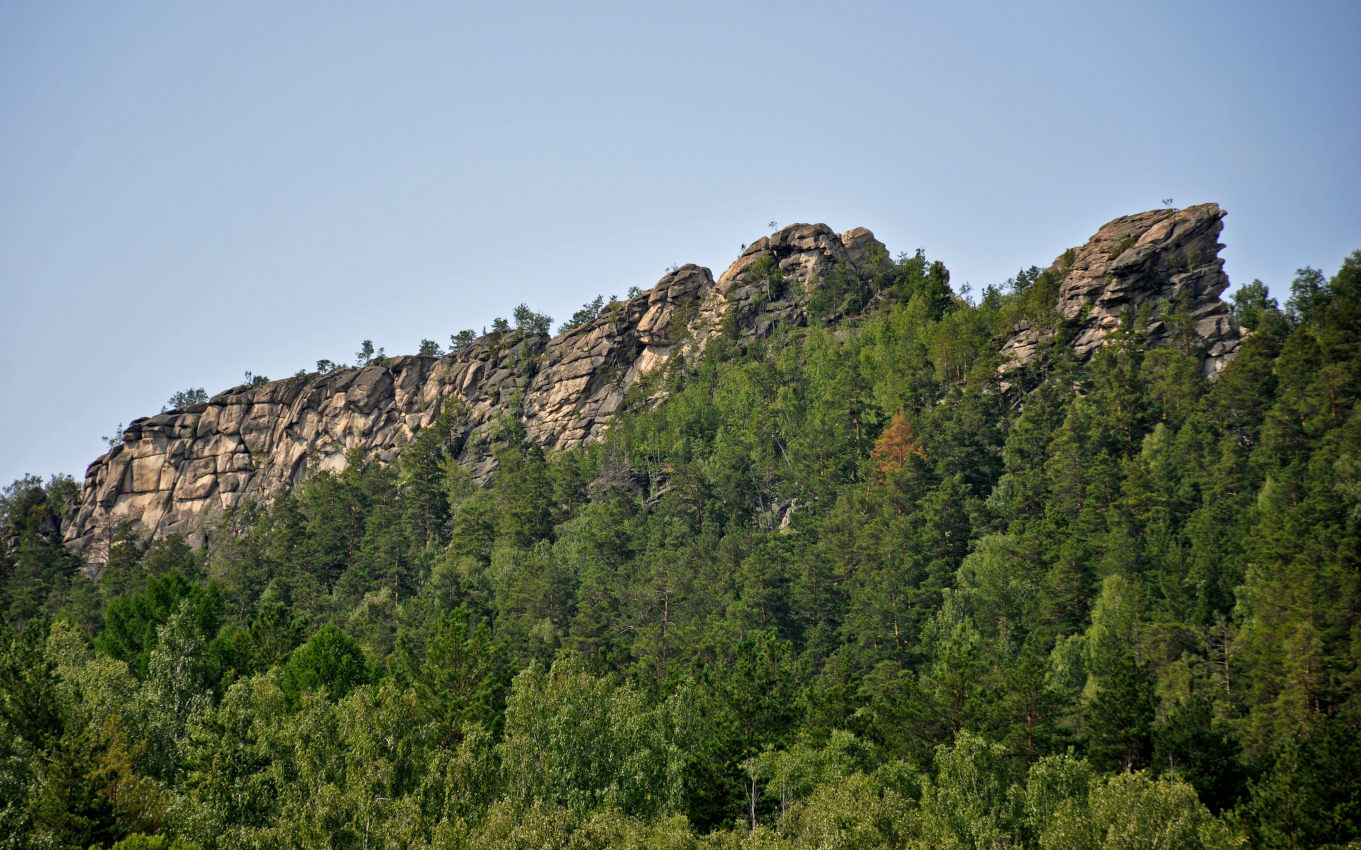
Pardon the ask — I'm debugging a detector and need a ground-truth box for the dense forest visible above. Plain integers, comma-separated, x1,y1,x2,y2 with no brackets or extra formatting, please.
3,243,1359,849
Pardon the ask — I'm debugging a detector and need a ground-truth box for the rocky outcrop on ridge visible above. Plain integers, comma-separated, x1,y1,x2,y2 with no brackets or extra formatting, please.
523,264,714,451
690,224,883,348
63,209,1246,567
64,339,540,568
1000,203,1244,376
63,226,887,568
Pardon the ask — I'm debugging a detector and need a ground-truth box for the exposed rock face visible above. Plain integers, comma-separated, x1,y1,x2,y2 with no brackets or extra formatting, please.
64,226,884,568
64,209,1246,567
524,264,714,451
64,338,546,567
691,224,884,348
1000,203,1244,376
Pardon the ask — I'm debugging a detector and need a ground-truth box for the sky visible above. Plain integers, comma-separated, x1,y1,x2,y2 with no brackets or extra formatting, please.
2,0,1359,488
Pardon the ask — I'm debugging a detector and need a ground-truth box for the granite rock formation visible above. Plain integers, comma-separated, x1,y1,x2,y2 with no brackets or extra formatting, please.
1000,203,1243,376
523,263,714,451
64,226,886,567
63,209,1245,567
690,224,882,349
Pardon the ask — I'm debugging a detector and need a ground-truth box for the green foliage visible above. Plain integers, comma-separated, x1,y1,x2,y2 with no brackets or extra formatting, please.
1108,234,1138,260
2,619,166,848
104,422,126,447
1230,279,1281,333
1,475,82,627
1286,266,1330,324
559,294,606,333
1241,709,1361,849
96,569,223,679
1036,770,1237,850
914,731,1026,846
355,338,385,366
449,328,476,351
388,605,507,742
512,302,553,335
279,623,372,706
216,601,306,681
1082,576,1155,772
498,653,685,819
111,834,200,849
6,245,1361,846
164,387,208,410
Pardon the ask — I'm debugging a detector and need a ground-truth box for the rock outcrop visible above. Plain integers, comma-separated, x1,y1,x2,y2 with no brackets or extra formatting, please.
64,225,887,568
63,208,1247,568
1000,203,1243,376
691,224,883,348
64,340,540,567
523,264,714,451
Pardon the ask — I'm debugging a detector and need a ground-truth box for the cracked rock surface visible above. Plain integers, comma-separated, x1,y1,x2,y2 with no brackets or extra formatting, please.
1000,203,1244,376
65,210,1244,568
64,225,884,568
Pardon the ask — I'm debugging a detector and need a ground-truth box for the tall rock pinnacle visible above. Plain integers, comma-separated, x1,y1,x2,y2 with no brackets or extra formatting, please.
1000,203,1243,376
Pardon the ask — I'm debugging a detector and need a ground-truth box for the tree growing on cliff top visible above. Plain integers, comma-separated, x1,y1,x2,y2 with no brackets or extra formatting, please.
450,329,476,352
355,339,385,366
513,303,553,336
558,296,605,334
164,388,207,411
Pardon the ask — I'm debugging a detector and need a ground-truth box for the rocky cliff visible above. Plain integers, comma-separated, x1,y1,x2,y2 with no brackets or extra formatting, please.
64,225,886,566
63,209,1245,567
1000,203,1243,376
689,223,883,348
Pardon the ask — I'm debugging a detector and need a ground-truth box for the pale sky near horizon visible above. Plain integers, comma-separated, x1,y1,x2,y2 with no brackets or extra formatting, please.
2,0,1359,489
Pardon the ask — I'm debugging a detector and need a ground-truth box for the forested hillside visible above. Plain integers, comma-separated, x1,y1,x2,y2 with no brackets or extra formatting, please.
3,235,1359,849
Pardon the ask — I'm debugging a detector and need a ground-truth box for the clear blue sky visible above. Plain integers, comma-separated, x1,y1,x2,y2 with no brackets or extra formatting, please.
2,0,1358,488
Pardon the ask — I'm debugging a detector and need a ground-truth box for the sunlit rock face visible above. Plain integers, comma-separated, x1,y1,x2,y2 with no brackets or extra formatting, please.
65,209,1244,569
1001,203,1244,377
64,224,889,569
689,223,886,347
